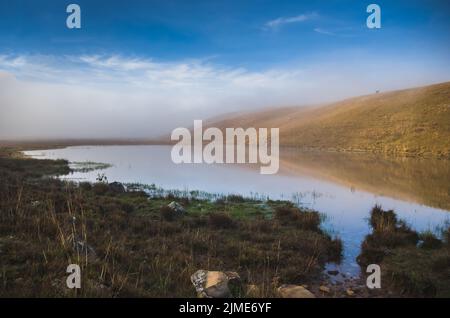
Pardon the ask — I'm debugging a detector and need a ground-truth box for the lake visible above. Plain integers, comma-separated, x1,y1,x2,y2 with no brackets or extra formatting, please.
23,145,450,278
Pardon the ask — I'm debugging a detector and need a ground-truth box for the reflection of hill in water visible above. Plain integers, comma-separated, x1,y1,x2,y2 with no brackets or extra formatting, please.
279,150,450,212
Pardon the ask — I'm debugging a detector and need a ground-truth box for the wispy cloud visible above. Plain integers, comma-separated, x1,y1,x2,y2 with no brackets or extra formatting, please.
0,55,27,68
313,25,359,37
313,28,335,36
79,55,155,71
264,12,318,30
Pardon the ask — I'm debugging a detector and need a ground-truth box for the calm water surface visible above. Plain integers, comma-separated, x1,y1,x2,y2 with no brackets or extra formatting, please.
24,145,450,278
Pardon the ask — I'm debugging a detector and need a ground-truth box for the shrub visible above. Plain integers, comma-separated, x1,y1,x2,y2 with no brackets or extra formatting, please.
419,231,443,249
79,182,92,191
370,205,397,232
388,268,437,297
358,206,419,267
431,255,450,271
226,194,245,203
92,182,109,195
275,206,320,231
368,206,419,247
208,212,235,229
275,206,297,223
357,242,387,267
178,197,190,206
160,205,177,221
121,202,135,214
215,198,226,205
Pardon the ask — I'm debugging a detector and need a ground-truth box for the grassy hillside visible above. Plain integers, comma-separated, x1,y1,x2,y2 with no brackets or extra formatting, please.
208,82,450,158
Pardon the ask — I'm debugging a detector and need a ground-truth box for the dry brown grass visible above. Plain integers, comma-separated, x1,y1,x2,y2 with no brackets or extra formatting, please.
206,81,450,158
0,149,341,297
357,205,450,297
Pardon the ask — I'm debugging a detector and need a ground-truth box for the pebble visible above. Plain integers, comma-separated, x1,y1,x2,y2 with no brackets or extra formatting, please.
319,285,331,293
327,270,339,276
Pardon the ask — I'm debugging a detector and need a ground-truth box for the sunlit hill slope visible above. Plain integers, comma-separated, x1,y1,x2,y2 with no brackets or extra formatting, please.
207,82,450,158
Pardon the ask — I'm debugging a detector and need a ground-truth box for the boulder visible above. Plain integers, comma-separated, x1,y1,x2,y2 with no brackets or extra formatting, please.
167,201,186,214
191,270,240,298
277,284,315,298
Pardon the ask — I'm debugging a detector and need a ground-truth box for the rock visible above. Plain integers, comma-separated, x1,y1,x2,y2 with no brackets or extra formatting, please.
167,201,186,214
277,284,315,298
109,182,125,193
327,270,339,276
191,270,240,298
319,285,331,293
346,288,355,297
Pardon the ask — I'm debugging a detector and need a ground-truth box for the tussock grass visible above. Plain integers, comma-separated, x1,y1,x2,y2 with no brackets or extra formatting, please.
274,206,321,232
358,205,450,297
0,148,341,297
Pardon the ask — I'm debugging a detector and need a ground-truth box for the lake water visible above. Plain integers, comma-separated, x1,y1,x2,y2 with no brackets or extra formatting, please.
24,145,450,278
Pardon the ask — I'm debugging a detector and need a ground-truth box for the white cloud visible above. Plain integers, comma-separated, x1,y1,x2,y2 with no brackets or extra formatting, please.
314,28,335,36
264,13,318,29
0,53,449,139
79,55,155,71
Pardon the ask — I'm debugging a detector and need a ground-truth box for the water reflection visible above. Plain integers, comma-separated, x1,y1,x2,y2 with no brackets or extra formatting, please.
24,145,450,276
280,149,450,211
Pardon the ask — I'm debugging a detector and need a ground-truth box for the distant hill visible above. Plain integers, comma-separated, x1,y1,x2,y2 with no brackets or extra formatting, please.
206,82,450,158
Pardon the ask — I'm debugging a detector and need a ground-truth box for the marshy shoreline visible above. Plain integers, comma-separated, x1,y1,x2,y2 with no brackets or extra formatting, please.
0,146,449,298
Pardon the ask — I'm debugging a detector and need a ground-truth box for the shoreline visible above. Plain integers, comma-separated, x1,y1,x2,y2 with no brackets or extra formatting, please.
1,146,449,297
2,139,450,161
0,148,348,297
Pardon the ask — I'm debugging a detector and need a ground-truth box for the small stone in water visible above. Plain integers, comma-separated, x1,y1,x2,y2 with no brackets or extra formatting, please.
327,270,339,276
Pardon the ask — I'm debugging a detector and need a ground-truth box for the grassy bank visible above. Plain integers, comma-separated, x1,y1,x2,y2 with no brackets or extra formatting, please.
358,205,450,297
0,147,341,297
207,81,450,159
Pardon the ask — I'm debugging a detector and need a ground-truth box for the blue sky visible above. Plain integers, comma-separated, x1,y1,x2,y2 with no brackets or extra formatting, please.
0,0,449,138
1,0,449,68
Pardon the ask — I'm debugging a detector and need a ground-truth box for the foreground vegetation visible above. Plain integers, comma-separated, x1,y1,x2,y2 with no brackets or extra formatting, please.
0,148,341,297
358,205,450,297
1,146,449,298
